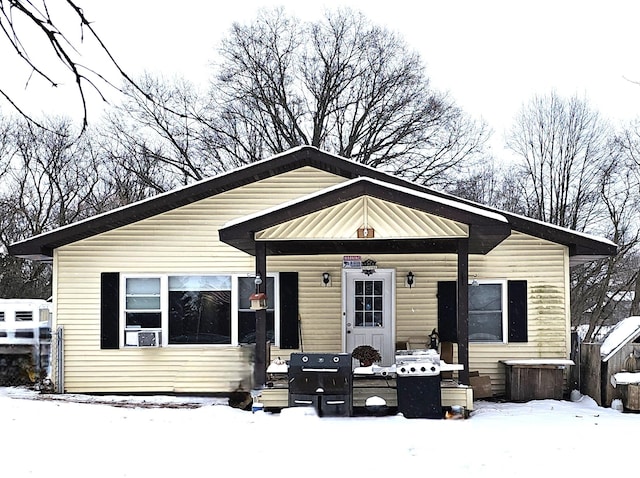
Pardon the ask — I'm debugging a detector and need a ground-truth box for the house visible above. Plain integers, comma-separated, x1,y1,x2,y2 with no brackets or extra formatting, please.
8,146,616,406
580,316,640,407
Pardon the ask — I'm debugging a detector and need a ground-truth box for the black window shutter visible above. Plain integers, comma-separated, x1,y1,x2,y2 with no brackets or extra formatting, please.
279,272,299,349
508,280,528,342
100,272,120,349
437,281,458,343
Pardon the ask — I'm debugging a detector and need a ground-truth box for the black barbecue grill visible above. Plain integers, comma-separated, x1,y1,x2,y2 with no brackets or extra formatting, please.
288,352,353,417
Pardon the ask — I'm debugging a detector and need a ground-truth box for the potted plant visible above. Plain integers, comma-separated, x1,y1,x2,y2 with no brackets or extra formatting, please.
351,345,382,367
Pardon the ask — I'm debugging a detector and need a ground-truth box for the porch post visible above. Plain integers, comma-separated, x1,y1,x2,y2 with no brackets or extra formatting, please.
254,241,267,388
457,238,470,385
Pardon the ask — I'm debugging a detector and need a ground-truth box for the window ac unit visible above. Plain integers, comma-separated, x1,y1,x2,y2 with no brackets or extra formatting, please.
125,329,161,347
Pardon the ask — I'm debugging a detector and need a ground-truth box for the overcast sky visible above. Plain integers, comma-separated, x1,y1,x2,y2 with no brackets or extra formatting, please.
5,0,640,159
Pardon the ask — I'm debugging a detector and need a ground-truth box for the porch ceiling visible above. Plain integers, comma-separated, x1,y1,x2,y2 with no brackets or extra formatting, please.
220,177,511,256
255,196,469,241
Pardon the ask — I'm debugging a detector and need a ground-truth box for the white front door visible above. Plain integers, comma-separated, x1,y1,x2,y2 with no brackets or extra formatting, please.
343,269,395,366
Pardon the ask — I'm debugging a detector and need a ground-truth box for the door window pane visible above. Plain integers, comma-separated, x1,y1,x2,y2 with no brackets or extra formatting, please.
354,280,384,327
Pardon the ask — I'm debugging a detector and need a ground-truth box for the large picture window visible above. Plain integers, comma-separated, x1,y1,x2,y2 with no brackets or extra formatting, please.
168,276,231,344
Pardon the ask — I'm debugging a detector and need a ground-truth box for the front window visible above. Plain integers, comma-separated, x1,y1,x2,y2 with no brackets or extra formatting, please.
237,276,275,344
169,276,231,344
125,278,161,328
469,282,507,342
122,274,278,347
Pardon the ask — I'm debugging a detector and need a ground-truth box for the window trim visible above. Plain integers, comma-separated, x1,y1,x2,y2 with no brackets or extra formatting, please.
468,279,508,344
235,275,280,345
120,273,280,348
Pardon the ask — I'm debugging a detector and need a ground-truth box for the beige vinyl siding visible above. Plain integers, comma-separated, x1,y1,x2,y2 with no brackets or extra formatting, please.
257,196,468,240
273,233,569,395
271,232,568,394
54,167,346,393
54,164,570,396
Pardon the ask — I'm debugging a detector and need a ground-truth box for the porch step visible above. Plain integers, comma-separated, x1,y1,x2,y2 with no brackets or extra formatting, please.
258,378,473,411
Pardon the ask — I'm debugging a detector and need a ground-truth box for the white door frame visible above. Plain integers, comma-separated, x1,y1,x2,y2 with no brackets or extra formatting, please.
342,268,396,366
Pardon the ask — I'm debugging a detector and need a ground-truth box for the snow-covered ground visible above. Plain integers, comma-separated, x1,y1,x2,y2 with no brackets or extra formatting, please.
1,387,639,478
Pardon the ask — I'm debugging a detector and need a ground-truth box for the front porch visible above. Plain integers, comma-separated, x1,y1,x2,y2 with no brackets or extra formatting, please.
257,372,474,412
219,177,514,391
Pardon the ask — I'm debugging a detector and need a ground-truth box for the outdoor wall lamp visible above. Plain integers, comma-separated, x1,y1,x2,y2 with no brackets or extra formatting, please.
471,274,479,287
322,272,331,287
406,271,415,288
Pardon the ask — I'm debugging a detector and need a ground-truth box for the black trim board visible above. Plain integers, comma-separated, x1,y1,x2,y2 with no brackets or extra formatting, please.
279,272,299,349
99,271,298,349
219,178,511,256
100,272,120,349
9,146,616,262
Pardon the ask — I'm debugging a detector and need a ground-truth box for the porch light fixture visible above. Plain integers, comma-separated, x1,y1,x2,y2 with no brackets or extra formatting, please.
471,274,479,287
322,272,331,287
406,271,415,288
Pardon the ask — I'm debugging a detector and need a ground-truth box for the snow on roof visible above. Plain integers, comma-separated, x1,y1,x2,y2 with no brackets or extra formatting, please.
500,209,617,248
601,316,640,361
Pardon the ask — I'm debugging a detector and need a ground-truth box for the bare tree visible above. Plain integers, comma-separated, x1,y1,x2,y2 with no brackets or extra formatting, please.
100,74,221,190
612,120,640,317
444,161,527,215
0,0,153,132
0,116,105,297
570,156,639,339
208,7,488,184
506,92,640,337
506,92,611,231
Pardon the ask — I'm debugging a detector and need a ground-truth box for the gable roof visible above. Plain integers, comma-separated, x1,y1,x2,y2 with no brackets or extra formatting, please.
8,146,617,264
219,177,511,255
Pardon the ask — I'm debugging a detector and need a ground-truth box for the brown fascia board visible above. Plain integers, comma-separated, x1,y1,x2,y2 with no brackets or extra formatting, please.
219,178,512,255
8,145,615,262
390,185,618,261
8,147,381,260
222,178,508,234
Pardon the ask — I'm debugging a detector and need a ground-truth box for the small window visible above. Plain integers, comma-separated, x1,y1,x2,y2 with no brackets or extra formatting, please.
238,276,275,344
469,282,506,342
15,311,33,321
125,277,161,328
0,311,4,321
